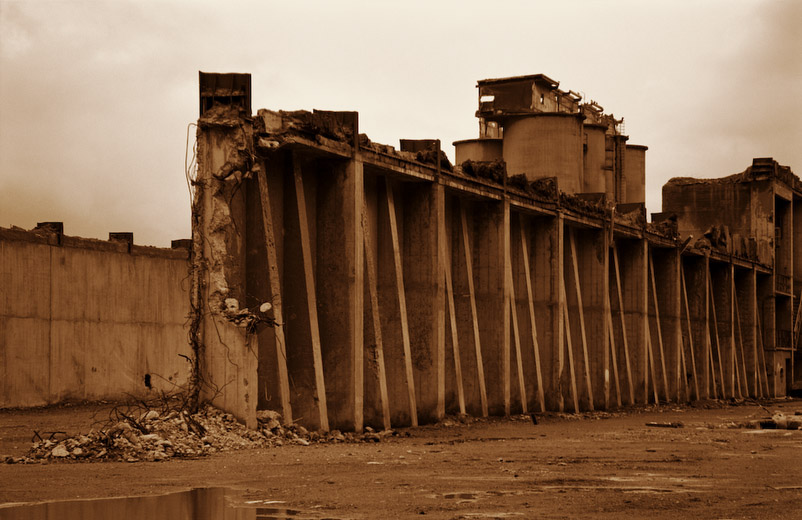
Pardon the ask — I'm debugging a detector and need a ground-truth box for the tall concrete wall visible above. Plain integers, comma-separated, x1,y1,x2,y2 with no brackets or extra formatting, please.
0,228,191,408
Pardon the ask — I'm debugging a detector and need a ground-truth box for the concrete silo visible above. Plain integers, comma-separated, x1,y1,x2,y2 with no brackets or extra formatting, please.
502,112,584,194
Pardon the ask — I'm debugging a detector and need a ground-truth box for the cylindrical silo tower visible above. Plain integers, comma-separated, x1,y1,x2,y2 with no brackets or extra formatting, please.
502,113,584,194
582,123,607,195
623,144,647,204
453,138,503,165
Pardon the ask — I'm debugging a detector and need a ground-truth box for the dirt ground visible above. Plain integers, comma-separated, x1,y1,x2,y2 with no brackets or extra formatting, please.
1,399,801,519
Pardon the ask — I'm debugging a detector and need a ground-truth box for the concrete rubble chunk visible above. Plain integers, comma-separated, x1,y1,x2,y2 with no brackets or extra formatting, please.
50,445,69,458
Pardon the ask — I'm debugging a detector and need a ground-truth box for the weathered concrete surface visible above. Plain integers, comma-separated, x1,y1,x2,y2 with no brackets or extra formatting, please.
0,228,190,408
194,103,258,428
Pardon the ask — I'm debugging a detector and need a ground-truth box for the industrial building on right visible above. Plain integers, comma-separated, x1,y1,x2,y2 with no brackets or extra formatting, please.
663,157,801,395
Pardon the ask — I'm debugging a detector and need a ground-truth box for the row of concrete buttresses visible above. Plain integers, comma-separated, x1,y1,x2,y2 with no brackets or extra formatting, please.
194,72,799,431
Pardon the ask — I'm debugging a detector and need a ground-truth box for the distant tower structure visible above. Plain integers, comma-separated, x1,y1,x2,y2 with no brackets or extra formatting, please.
453,73,646,204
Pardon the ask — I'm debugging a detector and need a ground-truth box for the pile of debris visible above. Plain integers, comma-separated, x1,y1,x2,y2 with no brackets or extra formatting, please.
720,411,802,430
459,159,506,184
3,405,395,464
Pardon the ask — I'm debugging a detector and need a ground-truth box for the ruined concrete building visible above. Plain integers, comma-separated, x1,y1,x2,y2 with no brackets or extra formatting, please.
1,72,798,433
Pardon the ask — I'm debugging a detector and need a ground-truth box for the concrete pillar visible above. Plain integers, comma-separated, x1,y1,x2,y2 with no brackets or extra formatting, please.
281,154,323,430
362,170,384,428
710,261,736,397
613,239,649,404
683,255,710,399
651,247,682,402
468,199,507,416
377,177,410,426
246,155,285,417
402,181,445,423
316,157,364,431
448,194,483,417
195,107,256,428
510,213,557,411
757,272,774,395
735,267,758,397
553,214,567,410
564,226,606,410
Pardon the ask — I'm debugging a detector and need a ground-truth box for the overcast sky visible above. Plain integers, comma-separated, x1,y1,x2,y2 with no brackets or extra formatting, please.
1,0,800,247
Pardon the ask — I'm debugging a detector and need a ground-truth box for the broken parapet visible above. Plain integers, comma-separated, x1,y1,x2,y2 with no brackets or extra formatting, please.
399,139,453,171
256,109,356,145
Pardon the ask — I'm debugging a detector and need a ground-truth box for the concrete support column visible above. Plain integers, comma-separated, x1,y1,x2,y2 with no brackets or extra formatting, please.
317,157,364,431
401,180,445,423
470,200,507,416
449,195,484,417
613,239,648,404
564,226,606,410
756,272,774,395
553,214,566,410
683,255,709,399
195,110,256,428
516,214,560,411
281,154,324,430
652,247,682,401
711,261,736,397
246,155,285,418
736,267,758,397
362,171,384,428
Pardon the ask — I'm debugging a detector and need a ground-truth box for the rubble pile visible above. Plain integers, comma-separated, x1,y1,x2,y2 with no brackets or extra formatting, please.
646,214,679,239
257,109,355,143
719,411,802,430
459,159,506,184
692,224,761,261
413,146,453,172
559,192,607,217
3,405,394,464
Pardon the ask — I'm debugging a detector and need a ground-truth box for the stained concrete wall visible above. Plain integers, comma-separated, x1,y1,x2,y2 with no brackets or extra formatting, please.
0,228,191,408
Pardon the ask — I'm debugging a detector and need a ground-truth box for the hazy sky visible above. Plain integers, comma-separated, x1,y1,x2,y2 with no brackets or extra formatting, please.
1,0,800,246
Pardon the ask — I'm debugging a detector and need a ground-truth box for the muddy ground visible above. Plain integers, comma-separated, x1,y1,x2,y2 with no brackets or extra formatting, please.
1,399,801,519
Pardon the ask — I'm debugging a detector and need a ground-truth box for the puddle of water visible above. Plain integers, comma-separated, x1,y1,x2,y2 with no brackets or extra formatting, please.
441,490,522,504
444,492,480,500
456,514,524,519
0,487,336,520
